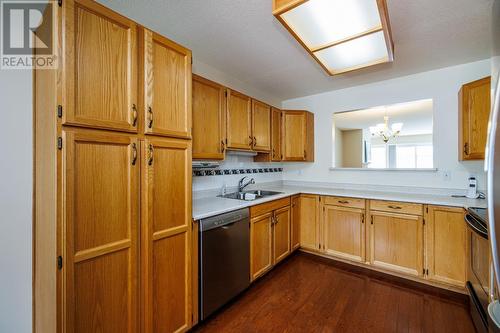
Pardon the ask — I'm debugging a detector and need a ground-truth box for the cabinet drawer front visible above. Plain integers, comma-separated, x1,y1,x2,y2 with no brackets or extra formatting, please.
323,196,365,209
370,200,423,216
250,197,291,217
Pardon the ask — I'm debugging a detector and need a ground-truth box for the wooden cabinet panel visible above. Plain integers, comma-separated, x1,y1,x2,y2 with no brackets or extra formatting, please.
63,129,139,333
62,0,138,132
299,194,320,250
143,30,192,139
323,206,365,262
252,100,271,151
273,207,291,264
250,197,290,217
370,211,423,277
271,108,282,161
192,75,226,160
282,110,314,161
141,138,192,333
323,196,365,209
227,90,252,150
251,213,273,281
459,76,491,160
370,200,423,216
425,206,467,287
291,195,300,250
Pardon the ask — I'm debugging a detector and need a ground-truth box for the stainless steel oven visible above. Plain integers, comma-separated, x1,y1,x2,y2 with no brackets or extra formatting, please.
466,207,491,333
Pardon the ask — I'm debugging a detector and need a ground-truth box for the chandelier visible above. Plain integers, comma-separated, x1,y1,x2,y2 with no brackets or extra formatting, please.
369,116,403,143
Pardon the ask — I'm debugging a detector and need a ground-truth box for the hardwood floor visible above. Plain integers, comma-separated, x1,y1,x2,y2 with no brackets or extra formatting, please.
194,252,476,333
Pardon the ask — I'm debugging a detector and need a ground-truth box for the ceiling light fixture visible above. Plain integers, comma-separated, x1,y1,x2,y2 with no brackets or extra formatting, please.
369,116,403,143
273,0,394,75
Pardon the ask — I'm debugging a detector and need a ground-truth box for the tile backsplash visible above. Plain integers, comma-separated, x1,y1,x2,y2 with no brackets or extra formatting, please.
192,155,283,192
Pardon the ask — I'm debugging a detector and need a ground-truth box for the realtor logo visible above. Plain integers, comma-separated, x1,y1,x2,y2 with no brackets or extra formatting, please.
1,0,57,69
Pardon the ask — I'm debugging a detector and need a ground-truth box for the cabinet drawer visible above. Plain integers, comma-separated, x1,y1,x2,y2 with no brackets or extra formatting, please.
370,200,423,216
323,196,365,209
250,197,290,217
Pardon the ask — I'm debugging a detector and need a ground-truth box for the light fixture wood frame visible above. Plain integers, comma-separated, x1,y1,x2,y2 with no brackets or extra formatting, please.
273,0,394,76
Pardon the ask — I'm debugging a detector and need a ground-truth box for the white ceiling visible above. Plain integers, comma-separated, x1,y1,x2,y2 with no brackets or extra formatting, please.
334,99,433,136
98,0,493,101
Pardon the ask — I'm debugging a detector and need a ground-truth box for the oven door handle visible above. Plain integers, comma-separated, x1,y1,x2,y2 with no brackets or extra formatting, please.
465,214,489,239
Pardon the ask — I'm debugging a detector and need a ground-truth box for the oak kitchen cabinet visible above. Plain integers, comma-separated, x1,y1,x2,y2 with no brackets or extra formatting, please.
192,75,226,160
322,197,366,263
34,1,193,332
271,107,283,161
250,198,291,281
298,194,320,251
459,76,491,160
226,89,253,150
143,29,192,139
252,100,272,152
369,200,424,277
282,110,315,162
291,195,301,250
424,205,467,287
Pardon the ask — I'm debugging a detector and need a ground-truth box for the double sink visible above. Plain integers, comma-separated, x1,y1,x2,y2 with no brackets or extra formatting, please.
219,190,283,201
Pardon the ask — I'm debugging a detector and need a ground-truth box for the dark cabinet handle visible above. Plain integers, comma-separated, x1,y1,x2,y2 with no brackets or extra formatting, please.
464,142,469,155
132,104,138,126
338,200,349,204
388,205,402,210
253,136,257,146
147,106,153,128
221,140,225,153
131,143,137,165
148,144,154,166
249,136,253,146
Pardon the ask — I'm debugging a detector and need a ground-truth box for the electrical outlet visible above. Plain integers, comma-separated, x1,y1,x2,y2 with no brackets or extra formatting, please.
442,170,451,181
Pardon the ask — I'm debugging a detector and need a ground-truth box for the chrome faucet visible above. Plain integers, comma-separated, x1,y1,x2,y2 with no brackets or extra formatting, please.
238,176,255,192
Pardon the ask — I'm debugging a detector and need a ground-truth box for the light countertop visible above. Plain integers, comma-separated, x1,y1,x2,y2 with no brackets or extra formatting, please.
192,184,487,220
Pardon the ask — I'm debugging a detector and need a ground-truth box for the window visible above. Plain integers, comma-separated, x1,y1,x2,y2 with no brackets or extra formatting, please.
368,144,433,169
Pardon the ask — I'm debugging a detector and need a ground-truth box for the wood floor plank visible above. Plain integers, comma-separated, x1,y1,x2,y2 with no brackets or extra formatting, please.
194,253,475,333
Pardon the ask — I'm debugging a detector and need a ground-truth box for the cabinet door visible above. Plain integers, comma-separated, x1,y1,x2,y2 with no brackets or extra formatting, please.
459,76,491,160
250,213,273,281
63,129,139,333
299,194,320,251
370,211,424,277
143,30,192,139
142,138,192,333
282,111,306,161
226,90,252,150
425,206,467,287
192,75,226,160
273,207,291,264
252,100,271,152
271,108,282,161
62,0,138,132
323,206,365,262
291,195,300,250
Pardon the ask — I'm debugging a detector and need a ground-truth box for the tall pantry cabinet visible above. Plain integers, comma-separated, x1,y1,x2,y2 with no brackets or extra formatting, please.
34,1,192,332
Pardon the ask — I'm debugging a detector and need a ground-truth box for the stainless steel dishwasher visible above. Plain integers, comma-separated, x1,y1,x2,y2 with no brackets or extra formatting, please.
199,208,250,320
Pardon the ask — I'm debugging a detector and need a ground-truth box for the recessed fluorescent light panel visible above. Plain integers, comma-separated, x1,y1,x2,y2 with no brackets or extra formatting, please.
273,0,394,75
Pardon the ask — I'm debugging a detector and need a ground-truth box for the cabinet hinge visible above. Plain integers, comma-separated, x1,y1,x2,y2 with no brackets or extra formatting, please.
225,90,228,97
57,256,63,270
57,105,62,118
423,268,425,275
319,197,321,202
423,218,425,225
371,216,374,225
57,137,63,150
426,207,429,213
426,269,429,275
57,0,62,7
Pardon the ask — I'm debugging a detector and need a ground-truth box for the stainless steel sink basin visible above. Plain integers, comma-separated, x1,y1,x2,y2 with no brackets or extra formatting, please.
218,190,283,201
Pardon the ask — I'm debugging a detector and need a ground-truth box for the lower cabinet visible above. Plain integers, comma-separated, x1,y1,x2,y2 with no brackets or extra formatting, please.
291,195,301,250
250,198,291,281
141,138,192,333
424,205,467,287
298,194,320,251
369,210,424,277
323,205,365,263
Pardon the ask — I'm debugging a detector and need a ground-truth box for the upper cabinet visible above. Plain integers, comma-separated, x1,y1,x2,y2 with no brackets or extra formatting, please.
252,100,272,152
459,76,491,160
62,0,138,132
271,108,282,161
143,29,192,139
226,90,253,150
192,75,226,160
282,110,314,162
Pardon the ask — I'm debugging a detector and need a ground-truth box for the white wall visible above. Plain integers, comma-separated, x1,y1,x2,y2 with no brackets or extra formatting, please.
282,59,490,190
0,69,33,332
